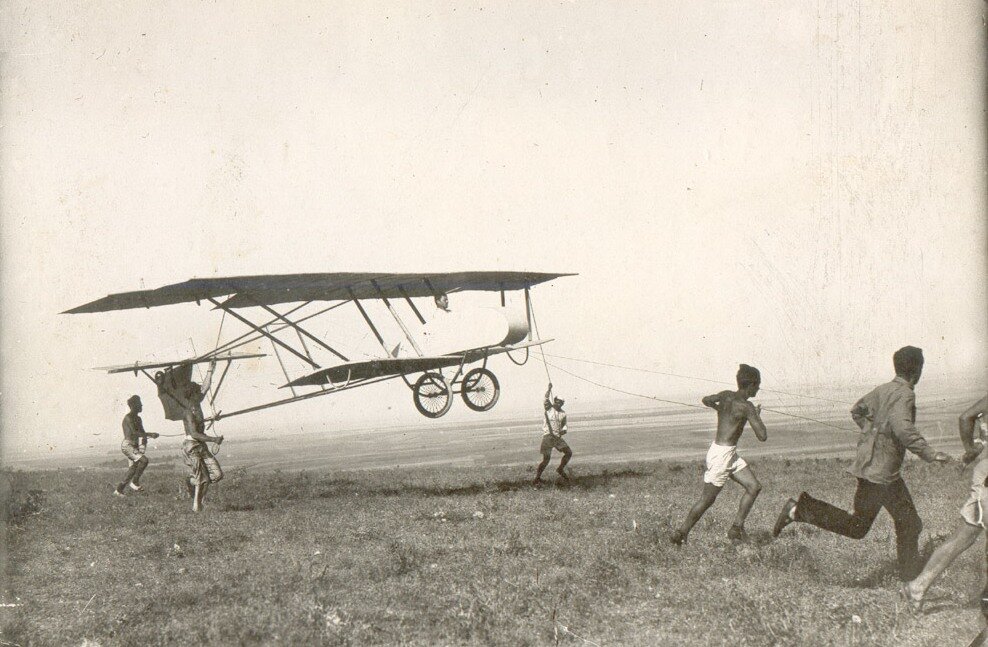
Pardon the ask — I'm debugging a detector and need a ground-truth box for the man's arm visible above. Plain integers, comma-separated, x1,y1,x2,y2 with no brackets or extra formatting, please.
701,391,727,409
135,417,159,441
960,394,988,464
850,396,871,431
890,391,947,462
746,402,767,442
184,411,222,444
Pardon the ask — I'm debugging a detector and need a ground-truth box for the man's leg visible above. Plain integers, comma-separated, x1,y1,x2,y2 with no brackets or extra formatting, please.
117,460,141,493
673,483,722,543
904,522,981,603
130,456,149,489
729,467,762,532
883,479,924,581
195,452,223,509
982,539,988,624
556,439,572,479
194,481,208,512
534,450,551,484
793,478,883,539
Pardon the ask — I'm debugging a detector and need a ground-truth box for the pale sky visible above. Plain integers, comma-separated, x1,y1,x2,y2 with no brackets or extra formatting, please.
2,1,985,459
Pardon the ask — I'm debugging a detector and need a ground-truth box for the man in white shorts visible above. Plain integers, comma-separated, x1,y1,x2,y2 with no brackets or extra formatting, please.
901,393,987,611
670,364,767,544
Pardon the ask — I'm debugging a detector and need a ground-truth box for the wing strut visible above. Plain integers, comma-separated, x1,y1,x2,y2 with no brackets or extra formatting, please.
269,337,298,397
397,286,426,324
236,293,350,362
207,298,319,368
371,280,423,357
348,288,391,355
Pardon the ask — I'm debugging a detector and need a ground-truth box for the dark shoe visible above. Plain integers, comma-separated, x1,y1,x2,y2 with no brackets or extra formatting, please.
899,584,924,613
532,478,543,488
727,525,749,543
669,530,687,546
556,468,570,481
773,498,797,538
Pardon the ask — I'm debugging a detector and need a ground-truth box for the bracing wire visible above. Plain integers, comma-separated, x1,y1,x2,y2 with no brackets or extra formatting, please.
543,353,853,406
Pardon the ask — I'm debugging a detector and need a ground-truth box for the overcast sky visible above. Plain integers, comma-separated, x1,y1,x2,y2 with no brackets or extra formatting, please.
2,1,985,459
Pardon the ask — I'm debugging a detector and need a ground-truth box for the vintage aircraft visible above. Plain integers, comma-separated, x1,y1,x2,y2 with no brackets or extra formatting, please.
65,272,573,421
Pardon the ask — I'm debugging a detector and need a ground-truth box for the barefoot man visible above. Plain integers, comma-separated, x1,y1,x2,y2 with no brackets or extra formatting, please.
114,395,159,496
534,383,572,486
901,393,987,610
772,346,951,581
671,364,767,544
181,382,224,512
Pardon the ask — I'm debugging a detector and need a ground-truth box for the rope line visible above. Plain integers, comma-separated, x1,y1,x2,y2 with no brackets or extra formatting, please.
546,361,856,432
527,295,552,382
544,353,853,406
546,362,706,410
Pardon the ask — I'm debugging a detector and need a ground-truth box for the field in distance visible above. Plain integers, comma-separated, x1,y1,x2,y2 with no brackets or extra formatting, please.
3,456,984,646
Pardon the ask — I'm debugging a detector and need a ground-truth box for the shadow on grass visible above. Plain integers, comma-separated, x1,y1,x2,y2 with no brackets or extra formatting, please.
350,468,649,498
216,468,653,510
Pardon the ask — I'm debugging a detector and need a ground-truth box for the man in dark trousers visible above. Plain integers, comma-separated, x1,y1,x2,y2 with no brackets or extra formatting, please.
772,346,951,580
114,395,159,496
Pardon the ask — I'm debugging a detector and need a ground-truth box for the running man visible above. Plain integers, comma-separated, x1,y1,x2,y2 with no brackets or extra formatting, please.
115,395,159,496
772,346,951,581
534,383,572,486
900,393,987,610
181,382,224,512
670,364,767,545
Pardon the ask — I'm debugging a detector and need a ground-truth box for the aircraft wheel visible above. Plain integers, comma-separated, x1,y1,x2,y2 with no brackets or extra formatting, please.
413,372,453,418
461,368,500,412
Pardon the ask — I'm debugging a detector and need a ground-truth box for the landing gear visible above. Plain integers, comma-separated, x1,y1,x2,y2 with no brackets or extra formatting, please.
460,368,500,412
413,372,453,418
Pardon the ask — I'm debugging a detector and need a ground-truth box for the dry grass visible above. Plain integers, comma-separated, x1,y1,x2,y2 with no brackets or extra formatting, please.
2,457,984,646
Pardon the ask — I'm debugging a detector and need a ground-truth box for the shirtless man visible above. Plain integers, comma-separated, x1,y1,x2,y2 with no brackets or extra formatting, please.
114,395,159,496
670,364,767,544
181,382,224,512
901,393,987,610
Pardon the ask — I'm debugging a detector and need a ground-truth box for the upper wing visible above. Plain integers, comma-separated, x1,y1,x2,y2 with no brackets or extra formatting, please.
95,352,267,374
285,339,552,387
64,272,575,313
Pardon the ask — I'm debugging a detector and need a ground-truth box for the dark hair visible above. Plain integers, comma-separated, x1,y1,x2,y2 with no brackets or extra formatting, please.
736,364,761,389
893,346,924,377
127,395,141,408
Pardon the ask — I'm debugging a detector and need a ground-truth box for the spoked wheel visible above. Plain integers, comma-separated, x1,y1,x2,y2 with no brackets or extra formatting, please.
413,372,453,418
460,368,500,412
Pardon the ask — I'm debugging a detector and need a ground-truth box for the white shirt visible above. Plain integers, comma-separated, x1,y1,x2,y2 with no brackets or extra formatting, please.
542,408,568,437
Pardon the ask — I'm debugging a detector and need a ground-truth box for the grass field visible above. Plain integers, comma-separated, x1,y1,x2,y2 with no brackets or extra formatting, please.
2,455,985,646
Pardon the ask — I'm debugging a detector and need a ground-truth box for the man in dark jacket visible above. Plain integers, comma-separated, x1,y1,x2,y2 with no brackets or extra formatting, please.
772,346,950,580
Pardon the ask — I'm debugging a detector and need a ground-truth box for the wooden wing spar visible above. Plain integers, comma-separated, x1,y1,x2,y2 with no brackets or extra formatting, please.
95,352,267,374
63,272,573,314
66,271,574,420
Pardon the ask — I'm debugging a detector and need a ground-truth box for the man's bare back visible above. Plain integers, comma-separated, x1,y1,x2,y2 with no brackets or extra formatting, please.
702,390,767,445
